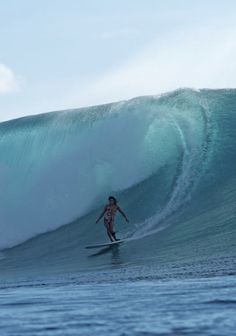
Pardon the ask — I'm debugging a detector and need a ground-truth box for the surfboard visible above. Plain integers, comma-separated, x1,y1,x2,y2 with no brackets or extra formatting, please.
85,239,126,249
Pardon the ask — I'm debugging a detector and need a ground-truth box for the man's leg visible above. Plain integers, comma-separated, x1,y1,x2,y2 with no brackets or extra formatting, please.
108,221,117,241
107,229,114,242
104,219,114,242
109,222,119,241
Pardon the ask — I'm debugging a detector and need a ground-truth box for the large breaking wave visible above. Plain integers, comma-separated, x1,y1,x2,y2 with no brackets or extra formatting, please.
0,89,235,278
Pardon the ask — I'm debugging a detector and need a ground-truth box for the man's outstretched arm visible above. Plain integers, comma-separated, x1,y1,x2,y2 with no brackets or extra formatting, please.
117,206,129,222
96,207,106,223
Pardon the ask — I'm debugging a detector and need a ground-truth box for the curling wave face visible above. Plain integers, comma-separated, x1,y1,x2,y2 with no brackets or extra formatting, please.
0,89,236,278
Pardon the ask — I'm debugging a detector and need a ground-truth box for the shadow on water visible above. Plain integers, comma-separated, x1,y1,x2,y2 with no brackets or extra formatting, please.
88,245,123,266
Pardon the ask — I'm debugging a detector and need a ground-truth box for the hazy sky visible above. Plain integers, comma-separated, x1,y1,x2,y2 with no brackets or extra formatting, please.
1,0,236,121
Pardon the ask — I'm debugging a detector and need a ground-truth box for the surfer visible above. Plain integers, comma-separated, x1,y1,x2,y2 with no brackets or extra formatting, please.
96,196,129,242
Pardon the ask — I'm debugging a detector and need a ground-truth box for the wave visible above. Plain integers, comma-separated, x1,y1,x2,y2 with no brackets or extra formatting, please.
0,89,236,278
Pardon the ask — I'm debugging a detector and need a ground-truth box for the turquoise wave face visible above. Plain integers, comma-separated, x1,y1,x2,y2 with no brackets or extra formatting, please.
0,89,236,276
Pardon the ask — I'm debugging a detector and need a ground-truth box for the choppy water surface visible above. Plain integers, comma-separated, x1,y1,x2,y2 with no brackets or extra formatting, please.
0,276,236,336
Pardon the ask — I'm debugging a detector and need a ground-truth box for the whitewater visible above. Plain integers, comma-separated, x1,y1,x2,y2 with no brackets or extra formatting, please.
0,89,236,335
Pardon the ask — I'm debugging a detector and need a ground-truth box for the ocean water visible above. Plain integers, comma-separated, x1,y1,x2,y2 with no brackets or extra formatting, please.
1,277,236,336
0,89,236,335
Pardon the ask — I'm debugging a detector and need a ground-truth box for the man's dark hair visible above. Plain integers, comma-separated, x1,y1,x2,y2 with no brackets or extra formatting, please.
108,196,117,205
